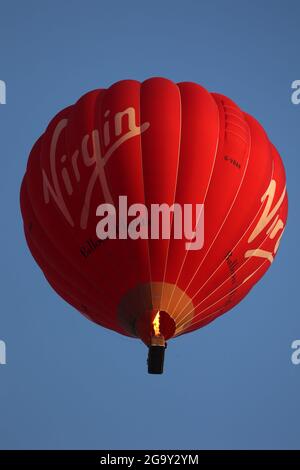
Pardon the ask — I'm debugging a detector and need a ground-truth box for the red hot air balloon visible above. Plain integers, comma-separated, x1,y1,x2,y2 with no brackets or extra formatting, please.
20,78,288,374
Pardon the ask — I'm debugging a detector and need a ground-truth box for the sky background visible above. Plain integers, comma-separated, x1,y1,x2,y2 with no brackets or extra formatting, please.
0,0,299,450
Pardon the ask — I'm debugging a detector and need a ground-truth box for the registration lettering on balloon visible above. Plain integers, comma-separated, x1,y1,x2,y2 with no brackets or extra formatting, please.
42,107,150,229
224,155,241,169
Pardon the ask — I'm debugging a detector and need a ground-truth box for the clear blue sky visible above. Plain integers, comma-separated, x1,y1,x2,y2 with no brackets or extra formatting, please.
0,0,299,450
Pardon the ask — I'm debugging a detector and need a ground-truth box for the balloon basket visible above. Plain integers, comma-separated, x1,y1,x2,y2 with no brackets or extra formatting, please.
147,335,166,374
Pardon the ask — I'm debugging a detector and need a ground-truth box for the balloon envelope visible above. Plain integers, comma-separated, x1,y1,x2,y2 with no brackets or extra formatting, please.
20,78,288,346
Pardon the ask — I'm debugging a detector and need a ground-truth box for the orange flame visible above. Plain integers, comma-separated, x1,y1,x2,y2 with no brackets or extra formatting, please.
153,311,160,336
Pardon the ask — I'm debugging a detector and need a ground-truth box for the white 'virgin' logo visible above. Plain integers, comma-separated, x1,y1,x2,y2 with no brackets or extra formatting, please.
42,107,150,229
245,179,286,263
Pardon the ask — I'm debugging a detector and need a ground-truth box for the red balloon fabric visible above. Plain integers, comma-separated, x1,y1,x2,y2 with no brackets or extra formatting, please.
20,78,288,345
